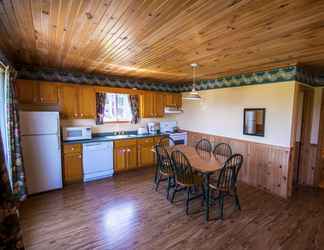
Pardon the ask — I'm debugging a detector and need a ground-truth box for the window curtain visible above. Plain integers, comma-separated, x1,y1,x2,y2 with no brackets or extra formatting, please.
96,93,106,125
129,95,139,124
0,66,25,249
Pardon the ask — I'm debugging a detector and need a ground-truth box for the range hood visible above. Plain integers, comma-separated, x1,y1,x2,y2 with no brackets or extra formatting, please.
164,106,183,114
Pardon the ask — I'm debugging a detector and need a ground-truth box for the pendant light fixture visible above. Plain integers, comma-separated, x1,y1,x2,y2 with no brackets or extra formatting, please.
183,63,202,100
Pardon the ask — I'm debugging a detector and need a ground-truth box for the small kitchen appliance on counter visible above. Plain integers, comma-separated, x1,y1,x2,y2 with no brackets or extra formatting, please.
137,126,148,135
147,122,160,134
62,126,92,141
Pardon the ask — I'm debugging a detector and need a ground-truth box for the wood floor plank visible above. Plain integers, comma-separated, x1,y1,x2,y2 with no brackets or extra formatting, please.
20,168,324,250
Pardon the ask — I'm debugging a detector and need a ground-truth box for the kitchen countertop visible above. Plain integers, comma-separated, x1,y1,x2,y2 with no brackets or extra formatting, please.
63,131,168,144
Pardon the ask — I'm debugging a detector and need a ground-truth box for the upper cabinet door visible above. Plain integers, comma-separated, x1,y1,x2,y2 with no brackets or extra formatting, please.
38,82,59,105
165,93,175,107
15,80,38,104
60,85,79,119
173,93,182,108
78,86,96,119
140,92,155,118
155,93,165,117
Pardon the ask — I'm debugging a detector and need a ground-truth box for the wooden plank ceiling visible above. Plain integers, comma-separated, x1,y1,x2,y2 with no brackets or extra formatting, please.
0,0,324,83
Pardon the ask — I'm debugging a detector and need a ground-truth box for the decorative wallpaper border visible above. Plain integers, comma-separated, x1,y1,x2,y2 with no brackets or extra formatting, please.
178,66,324,92
17,66,180,92
16,65,324,93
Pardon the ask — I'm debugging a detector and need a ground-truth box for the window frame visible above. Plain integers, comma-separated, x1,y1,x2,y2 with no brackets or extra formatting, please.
102,92,132,124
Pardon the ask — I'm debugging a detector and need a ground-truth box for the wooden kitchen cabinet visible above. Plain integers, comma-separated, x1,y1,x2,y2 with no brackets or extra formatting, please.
137,137,155,167
38,82,59,104
15,79,59,105
60,85,96,119
114,139,138,172
164,93,182,108
127,144,138,169
60,85,79,119
16,80,37,104
78,86,96,118
173,93,182,108
140,92,155,118
140,92,165,118
154,93,165,117
63,144,83,184
165,94,174,107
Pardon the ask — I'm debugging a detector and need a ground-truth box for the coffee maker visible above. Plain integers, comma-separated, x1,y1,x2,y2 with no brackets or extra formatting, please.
147,122,160,134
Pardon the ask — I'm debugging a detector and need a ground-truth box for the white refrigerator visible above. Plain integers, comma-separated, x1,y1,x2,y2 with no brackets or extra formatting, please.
19,111,62,194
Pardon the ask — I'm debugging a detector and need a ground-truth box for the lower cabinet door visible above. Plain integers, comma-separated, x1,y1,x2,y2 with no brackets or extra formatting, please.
115,147,128,172
63,153,82,184
138,143,155,167
127,145,138,169
137,137,155,167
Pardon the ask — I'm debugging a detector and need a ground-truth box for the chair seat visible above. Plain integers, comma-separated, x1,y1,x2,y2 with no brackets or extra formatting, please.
177,173,203,187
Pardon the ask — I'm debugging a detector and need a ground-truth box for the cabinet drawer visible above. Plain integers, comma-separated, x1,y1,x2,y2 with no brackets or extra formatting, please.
137,137,154,145
63,144,82,154
114,139,137,147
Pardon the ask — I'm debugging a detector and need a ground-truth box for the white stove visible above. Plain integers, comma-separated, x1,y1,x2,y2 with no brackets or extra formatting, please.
160,121,187,145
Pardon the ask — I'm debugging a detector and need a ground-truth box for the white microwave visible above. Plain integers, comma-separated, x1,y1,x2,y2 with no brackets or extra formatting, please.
62,126,92,141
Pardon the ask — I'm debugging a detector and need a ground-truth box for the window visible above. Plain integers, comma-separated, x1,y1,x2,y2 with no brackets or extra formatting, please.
103,93,132,123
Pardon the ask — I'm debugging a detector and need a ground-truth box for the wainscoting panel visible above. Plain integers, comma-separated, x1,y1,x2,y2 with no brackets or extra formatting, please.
185,130,291,198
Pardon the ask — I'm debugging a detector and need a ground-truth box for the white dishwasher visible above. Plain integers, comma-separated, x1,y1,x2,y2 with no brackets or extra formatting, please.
83,141,114,182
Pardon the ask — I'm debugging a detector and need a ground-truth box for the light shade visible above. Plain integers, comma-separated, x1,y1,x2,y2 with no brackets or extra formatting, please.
183,90,202,100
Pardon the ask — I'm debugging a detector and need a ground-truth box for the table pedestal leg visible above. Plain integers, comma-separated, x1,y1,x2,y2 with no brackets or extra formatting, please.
204,173,210,222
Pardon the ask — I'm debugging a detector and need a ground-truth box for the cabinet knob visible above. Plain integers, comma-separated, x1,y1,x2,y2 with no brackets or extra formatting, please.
80,113,84,117
71,147,74,151
78,155,82,159
40,97,44,102
74,113,77,117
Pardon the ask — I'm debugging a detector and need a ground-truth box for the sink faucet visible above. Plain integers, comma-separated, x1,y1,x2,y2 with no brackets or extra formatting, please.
114,130,125,135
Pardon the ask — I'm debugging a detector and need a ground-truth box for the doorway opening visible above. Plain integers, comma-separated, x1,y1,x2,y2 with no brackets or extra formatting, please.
292,85,314,191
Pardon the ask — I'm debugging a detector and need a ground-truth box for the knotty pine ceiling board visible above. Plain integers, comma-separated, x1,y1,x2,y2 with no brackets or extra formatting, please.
0,0,324,83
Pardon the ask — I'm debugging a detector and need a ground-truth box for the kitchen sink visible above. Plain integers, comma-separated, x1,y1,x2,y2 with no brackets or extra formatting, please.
103,134,137,140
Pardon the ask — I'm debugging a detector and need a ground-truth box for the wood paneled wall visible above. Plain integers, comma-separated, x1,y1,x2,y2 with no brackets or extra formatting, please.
185,130,291,199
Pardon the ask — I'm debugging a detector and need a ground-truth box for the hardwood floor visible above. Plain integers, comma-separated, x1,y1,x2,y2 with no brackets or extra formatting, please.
20,168,324,250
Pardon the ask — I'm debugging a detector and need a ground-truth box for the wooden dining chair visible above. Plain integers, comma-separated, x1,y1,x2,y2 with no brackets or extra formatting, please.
155,144,175,200
213,143,232,162
154,135,176,183
195,138,212,153
171,150,205,215
209,154,243,220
